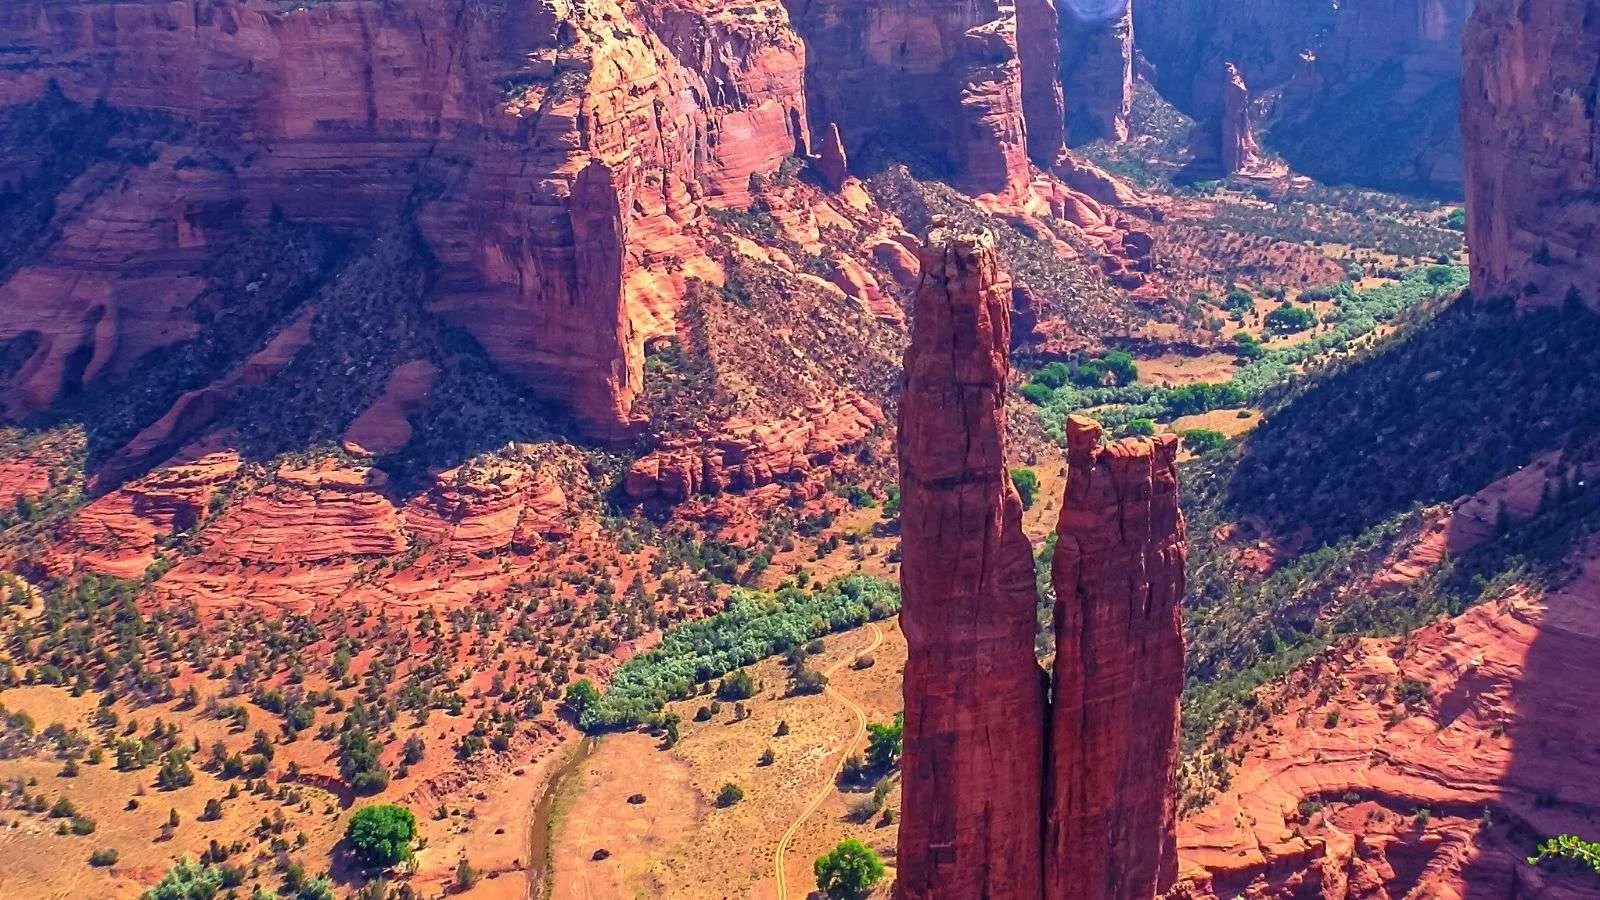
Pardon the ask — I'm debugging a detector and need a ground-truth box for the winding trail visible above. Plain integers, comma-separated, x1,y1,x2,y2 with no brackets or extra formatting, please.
772,621,885,900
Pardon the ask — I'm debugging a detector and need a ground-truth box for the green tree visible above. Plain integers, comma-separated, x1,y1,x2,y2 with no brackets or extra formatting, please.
564,679,601,720
716,783,744,807
1179,429,1228,455
1008,468,1039,509
814,838,886,898
143,857,237,900
345,804,417,868
716,670,757,701
338,731,389,795
866,713,904,770
1265,305,1316,334
1123,418,1157,438
157,749,195,790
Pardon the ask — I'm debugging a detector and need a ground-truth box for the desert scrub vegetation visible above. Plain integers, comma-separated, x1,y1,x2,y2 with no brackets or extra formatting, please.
578,576,900,729
1177,299,1600,805
1530,834,1600,877
866,166,1138,341
1023,265,1466,440
0,426,89,557
36,222,341,469
1225,294,1600,546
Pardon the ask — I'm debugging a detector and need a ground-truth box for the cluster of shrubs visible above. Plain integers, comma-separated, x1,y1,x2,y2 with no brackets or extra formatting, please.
1028,266,1467,441
1019,351,1139,405
571,576,900,730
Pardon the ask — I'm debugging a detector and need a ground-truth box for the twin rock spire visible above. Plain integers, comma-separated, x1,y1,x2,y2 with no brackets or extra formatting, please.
895,226,1187,900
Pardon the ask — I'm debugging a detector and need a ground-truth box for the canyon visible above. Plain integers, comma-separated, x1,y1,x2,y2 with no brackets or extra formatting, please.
0,0,1598,898
1135,0,1470,192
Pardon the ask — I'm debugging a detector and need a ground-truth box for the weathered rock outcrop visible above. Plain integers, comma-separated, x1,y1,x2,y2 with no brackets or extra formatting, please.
1060,0,1134,144
0,0,812,439
623,396,882,503
896,235,1187,898
814,122,851,190
895,227,1046,898
60,451,240,579
1220,63,1262,175
788,0,1044,197
1177,565,1600,899
1047,416,1186,899
1463,0,1600,310
1017,0,1069,164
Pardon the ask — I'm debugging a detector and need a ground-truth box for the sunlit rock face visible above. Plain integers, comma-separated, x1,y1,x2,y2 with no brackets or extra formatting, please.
0,0,813,439
1047,416,1186,900
896,232,1186,900
895,226,1047,899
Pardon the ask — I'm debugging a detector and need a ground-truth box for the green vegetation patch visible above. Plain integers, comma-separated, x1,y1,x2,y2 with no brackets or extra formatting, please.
1024,265,1466,440
579,576,900,730
346,803,417,868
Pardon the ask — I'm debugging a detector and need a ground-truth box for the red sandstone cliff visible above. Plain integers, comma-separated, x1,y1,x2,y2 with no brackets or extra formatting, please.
0,0,811,439
895,226,1046,898
1463,0,1600,310
1017,0,1069,165
1047,416,1186,900
1060,0,1134,144
787,0,1052,197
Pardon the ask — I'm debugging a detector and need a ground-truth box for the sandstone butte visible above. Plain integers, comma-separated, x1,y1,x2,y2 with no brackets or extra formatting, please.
1219,62,1262,177
896,225,1186,899
1059,0,1135,145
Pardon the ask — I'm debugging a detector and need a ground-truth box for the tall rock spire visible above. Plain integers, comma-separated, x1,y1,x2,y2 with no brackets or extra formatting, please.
895,241,1186,900
895,226,1047,899
1046,415,1186,900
